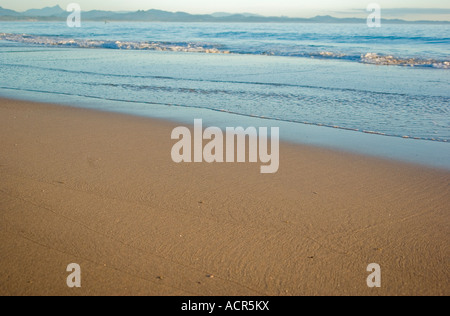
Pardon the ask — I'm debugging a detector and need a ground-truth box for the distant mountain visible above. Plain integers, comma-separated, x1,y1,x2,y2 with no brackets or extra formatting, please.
0,6,20,16
0,7,448,24
23,5,65,17
82,10,123,20
310,15,367,23
212,12,263,18
211,12,236,18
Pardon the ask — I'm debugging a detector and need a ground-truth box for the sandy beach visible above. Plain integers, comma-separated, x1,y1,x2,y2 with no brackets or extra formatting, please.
0,98,448,296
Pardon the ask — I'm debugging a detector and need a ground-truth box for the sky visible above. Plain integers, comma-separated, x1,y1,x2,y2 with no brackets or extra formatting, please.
1,0,450,20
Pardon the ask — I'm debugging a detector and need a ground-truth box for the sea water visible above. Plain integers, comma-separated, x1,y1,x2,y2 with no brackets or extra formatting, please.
0,22,449,168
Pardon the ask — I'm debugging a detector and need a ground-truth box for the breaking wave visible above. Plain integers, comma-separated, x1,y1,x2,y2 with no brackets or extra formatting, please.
1,33,449,68
0,33,229,54
361,53,450,69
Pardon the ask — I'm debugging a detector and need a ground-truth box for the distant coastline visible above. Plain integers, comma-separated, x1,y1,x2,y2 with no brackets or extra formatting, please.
0,6,449,24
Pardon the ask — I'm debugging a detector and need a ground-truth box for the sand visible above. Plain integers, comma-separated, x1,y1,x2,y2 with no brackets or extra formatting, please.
0,98,448,296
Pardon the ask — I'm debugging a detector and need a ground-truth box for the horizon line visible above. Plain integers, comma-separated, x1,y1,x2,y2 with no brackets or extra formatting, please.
1,5,449,22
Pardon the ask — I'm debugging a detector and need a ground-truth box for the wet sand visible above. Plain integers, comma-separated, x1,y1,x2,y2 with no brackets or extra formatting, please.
0,98,449,296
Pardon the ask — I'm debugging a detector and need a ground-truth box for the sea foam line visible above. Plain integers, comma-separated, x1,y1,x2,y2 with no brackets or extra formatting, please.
0,33,229,54
0,85,448,143
1,33,449,68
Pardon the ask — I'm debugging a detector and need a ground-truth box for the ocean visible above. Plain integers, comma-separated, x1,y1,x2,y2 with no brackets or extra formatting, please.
0,22,449,168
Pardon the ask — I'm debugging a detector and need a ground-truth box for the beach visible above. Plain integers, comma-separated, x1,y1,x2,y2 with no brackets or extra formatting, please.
0,98,448,296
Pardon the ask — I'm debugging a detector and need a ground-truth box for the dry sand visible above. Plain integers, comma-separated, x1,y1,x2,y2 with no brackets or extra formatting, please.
0,98,449,296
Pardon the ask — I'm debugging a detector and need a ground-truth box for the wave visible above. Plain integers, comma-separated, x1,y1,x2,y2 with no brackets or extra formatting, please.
0,33,229,54
361,53,450,68
7,62,448,99
1,33,449,68
1,85,448,143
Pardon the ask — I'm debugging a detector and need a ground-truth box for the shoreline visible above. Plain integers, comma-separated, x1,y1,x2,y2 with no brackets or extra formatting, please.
2,89,450,172
0,98,449,296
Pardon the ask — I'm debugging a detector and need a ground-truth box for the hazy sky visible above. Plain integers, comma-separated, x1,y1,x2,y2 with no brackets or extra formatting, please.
2,0,450,20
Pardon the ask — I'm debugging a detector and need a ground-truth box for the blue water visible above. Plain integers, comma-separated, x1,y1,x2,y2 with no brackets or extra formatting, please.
0,22,449,168
1,22,449,66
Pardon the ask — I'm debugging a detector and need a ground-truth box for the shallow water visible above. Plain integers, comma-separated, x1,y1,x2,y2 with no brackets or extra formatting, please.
0,22,449,169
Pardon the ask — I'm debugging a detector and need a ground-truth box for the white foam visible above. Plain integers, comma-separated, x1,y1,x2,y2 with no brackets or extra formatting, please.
1,33,448,68
0,33,229,54
361,53,450,69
